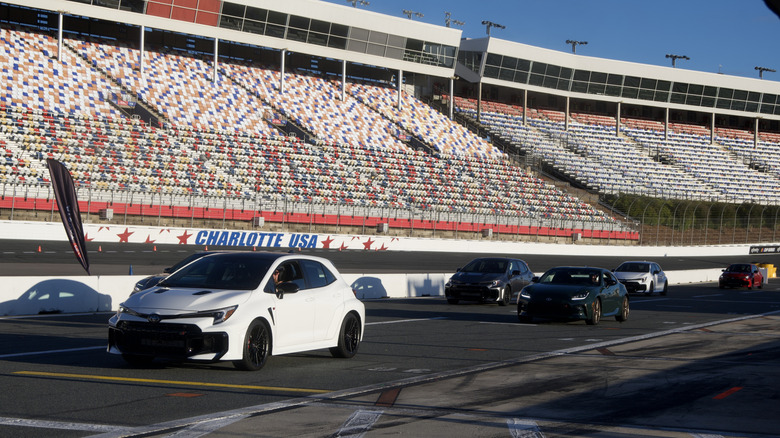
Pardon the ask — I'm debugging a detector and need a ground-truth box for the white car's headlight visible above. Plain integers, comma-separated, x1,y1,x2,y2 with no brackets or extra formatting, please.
204,305,238,325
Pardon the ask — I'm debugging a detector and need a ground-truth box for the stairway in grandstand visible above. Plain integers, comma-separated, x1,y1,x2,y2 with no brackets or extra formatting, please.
453,96,780,205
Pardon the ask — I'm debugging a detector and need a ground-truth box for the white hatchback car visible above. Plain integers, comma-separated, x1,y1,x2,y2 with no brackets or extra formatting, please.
613,261,668,295
108,252,365,370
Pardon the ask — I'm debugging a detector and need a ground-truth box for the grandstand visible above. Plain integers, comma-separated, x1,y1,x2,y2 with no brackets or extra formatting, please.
1,1,779,245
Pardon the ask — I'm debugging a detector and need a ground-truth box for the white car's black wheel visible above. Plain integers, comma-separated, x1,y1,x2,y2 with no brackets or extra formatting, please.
586,299,601,325
661,281,668,295
233,319,271,371
330,313,361,358
647,282,654,295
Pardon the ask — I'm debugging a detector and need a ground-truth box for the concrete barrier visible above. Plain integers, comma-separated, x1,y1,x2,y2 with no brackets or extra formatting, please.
0,269,728,316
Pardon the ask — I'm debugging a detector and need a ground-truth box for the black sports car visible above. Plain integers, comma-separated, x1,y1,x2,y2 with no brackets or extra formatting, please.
517,266,629,325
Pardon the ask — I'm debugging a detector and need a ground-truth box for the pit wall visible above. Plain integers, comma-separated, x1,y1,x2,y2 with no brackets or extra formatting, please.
0,220,775,316
0,268,749,317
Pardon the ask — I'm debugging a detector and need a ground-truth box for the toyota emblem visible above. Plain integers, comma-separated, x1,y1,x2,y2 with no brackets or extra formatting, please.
148,313,161,323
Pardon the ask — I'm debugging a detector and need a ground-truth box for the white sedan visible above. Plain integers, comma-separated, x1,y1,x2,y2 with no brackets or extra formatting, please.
108,252,365,370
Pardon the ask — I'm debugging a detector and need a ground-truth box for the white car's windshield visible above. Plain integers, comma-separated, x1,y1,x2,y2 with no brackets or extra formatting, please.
615,263,650,273
160,254,273,290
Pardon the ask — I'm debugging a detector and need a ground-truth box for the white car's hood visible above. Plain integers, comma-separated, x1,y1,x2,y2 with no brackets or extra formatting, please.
123,286,253,313
614,272,647,281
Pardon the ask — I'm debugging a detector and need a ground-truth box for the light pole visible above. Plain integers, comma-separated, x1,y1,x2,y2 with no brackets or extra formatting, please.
481,20,505,36
565,40,587,54
402,9,424,20
445,12,464,28
666,54,689,68
346,0,369,7
755,66,776,79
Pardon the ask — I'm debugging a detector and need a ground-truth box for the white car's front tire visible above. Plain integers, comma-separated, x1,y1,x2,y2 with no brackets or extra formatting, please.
233,319,271,371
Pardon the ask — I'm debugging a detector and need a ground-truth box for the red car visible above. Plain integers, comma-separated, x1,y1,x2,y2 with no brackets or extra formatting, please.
719,264,764,289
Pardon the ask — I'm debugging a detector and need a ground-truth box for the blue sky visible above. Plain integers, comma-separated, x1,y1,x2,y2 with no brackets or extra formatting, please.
323,0,780,81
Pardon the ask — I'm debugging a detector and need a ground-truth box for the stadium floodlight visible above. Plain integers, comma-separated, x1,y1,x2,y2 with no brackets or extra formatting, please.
565,40,588,54
346,0,369,7
481,20,505,36
403,9,424,19
445,12,465,28
665,54,690,68
755,66,776,79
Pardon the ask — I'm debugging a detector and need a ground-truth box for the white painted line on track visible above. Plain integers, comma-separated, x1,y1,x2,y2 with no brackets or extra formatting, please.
628,298,670,303
0,346,104,359
480,321,536,326
679,298,780,305
162,415,249,438
508,418,545,438
366,317,446,326
335,410,383,438
0,416,125,433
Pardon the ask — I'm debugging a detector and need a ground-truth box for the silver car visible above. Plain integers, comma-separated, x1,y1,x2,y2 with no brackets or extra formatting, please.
613,261,668,295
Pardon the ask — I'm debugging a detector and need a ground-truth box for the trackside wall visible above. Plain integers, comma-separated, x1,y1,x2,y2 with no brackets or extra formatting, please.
0,221,774,316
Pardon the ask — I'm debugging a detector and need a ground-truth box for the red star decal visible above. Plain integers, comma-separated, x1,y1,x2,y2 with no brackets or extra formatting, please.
159,229,171,234
351,236,360,240
117,228,134,243
144,235,156,244
177,230,193,244
377,243,388,251
84,233,94,242
391,237,399,242
321,236,334,249
98,226,110,232
339,242,349,251
363,238,374,250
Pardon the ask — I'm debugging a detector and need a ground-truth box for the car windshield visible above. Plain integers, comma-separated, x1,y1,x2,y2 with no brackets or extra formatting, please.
539,269,601,286
615,262,650,273
166,252,211,273
727,264,751,273
461,259,507,274
159,254,273,290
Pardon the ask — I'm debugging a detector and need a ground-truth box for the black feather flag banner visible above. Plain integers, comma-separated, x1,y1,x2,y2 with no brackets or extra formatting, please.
46,158,90,275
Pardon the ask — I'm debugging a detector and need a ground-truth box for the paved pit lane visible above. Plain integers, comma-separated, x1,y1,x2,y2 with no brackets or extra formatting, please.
0,282,778,437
